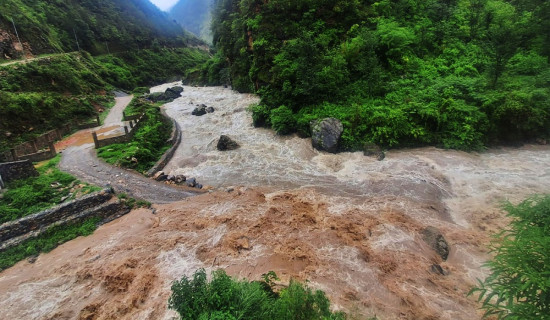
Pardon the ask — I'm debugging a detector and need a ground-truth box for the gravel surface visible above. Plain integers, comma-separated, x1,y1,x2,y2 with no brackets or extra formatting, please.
57,94,200,203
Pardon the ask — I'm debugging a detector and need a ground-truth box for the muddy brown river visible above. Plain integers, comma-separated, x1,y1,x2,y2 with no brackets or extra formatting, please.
0,84,549,319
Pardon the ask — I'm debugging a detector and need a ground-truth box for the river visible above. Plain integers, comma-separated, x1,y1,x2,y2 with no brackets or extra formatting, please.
0,84,548,320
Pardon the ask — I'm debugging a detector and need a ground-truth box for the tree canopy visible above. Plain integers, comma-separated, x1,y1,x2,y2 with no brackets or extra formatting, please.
203,0,550,150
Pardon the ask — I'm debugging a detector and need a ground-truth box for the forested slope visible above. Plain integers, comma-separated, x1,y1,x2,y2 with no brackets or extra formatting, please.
0,0,202,59
0,0,211,152
169,0,214,42
203,0,550,150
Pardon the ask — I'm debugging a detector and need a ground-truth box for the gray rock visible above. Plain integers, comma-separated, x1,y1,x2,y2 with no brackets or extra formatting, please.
192,105,207,116
195,184,203,189
310,118,343,153
156,174,168,182
206,106,215,113
153,171,165,180
430,264,447,275
175,175,186,184
186,178,196,188
217,135,240,151
167,175,175,182
422,226,450,261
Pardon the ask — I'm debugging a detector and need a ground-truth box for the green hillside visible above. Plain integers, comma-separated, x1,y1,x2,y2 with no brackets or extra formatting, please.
169,0,214,43
204,0,550,150
0,0,211,153
0,0,203,59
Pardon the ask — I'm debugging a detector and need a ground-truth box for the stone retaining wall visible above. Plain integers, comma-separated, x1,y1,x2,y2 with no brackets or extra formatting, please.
0,188,131,251
146,109,182,176
93,113,146,149
0,160,39,184
1,117,98,162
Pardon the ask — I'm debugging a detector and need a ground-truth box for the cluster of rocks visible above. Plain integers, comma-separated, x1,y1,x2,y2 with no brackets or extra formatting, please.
422,226,451,276
146,86,184,103
153,171,203,189
192,104,215,116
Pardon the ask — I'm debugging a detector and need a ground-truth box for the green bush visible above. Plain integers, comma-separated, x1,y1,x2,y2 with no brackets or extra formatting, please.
270,105,296,135
97,98,172,173
169,269,345,320
470,195,550,319
0,156,99,223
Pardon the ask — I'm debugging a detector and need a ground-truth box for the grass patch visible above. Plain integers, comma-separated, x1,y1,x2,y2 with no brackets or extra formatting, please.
0,156,100,224
97,98,172,173
0,217,100,271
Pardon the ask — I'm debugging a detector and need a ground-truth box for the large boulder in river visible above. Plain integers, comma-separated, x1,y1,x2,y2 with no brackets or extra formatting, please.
163,86,184,100
310,118,343,153
217,135,240,151
192,104,207,116
421,226,450,261
146,86,183,102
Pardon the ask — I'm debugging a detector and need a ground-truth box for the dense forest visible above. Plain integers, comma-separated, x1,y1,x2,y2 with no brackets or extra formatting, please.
202,0,550,150
0,0,202,58
169,0,214,43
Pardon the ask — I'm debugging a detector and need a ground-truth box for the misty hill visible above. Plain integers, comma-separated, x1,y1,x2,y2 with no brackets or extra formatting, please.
0,0,202,59
169,0,213,43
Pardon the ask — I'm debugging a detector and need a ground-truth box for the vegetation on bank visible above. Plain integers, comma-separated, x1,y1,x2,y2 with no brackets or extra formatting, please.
205,0,550,151
169,269,346,320
0,217,100,271
0,156,99,224
97,97,172,174
0,48,208,153
471,195,550,319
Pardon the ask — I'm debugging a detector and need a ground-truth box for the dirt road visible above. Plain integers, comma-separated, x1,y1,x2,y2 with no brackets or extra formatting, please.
57,94,199,203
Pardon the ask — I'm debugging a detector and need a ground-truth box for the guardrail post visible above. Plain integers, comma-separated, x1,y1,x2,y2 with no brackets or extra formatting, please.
92,132,99,149
10,149,17,161
48,141,56,156
96,115,100,126
124,126,129,134
129,120,134,129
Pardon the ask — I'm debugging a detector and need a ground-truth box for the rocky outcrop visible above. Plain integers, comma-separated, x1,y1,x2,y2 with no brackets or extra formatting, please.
146,86,184,103
192,104,214,116
310,118,343,153
217,135,240,151
421,226,450,261
192,104,207,116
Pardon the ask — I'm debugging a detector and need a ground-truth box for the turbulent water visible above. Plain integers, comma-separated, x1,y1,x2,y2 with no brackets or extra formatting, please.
0,84,549,320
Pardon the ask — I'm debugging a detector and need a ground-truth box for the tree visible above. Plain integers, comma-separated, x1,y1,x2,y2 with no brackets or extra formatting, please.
470,195,550,319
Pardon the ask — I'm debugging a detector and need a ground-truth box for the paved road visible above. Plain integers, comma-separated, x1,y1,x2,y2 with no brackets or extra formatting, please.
58,94,199,203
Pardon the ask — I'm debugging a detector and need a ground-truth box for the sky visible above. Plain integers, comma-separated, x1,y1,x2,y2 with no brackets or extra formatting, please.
149,0,179,11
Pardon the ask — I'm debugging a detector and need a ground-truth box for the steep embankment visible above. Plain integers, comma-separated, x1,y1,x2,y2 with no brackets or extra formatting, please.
1,86,548,319
169,0,213,43
0,0,200,59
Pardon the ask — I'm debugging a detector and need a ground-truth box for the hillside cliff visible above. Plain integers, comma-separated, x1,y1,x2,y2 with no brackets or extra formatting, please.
169,0,213,43
0,0,202,59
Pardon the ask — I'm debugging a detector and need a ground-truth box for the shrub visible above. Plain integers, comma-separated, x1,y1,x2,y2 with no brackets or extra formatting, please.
270,105,296,135
169,269,346,320
470,195,550,319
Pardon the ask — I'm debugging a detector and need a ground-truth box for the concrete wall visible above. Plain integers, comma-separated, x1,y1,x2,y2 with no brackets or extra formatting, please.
147,109,182,176
0,188,131,251
0,160,39,184
93,113,146,149
1,118,98,162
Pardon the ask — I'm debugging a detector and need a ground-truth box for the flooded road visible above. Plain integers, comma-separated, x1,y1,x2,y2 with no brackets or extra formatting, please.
0,85,549,320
